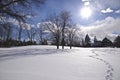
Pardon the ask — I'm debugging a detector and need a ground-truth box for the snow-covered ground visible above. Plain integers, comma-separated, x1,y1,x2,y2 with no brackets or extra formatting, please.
0,45,120,80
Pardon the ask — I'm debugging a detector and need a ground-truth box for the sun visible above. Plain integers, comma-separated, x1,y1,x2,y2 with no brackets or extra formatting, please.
80,7,92,19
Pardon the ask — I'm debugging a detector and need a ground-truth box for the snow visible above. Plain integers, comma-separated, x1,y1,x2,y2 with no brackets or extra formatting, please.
0,45,120,80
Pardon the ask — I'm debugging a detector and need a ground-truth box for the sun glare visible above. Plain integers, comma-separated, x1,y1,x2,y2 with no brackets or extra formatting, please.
80,7,92,19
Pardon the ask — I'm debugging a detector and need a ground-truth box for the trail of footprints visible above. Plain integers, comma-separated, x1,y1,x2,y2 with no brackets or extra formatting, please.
89,50,114,80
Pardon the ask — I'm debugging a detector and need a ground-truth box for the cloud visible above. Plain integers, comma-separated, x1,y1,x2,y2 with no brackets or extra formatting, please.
115,10,120,14
82,0,89,2
26,15,32,18
78,17,120,41
22,23,35,30
101,8,113,13
81,0,90,6
7,18,36,30
2,18,18,25
87,0,120,13
84,1,90,6
92,0,120,9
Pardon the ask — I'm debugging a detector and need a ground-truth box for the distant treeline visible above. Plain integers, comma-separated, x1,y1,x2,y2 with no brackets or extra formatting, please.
82,34,120,48
0,39,36,47
0,34,120,48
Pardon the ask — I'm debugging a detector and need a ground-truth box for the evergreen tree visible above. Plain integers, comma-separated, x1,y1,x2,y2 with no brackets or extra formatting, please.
85,34,91,47
114,36,120,47
101,37,113,47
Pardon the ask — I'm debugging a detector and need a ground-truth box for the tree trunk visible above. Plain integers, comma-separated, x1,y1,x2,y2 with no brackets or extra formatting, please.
62,38,64,49
56,38,59,49
70,41,72,49
18,26,22,41
57,45,59,49
70,45,72,49
62,23,65,49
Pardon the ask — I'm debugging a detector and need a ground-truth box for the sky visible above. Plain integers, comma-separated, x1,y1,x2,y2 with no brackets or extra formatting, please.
31,0,120,41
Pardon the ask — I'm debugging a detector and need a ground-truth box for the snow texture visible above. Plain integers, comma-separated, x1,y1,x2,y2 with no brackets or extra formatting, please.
0,45,120,80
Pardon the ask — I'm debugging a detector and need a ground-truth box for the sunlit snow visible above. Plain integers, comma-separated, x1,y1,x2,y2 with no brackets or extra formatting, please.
0,45,120,80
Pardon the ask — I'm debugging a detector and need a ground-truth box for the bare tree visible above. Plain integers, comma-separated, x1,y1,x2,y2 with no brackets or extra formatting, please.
43,11,71,49
66,24,77,49
47,22,61,49
17,21,23,41
0,24,6,41
60,11,71,49
28,28,36,42
24,24,36,42
43,13,61,49
0,0,45,22
2,22,13,41
37,23,46,44
0,0,45,44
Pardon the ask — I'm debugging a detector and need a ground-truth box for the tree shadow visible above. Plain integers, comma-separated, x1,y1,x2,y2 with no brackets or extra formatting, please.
0,49,70,61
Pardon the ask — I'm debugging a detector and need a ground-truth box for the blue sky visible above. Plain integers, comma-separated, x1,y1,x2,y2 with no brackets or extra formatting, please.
28,0,120,41
31,0,120,25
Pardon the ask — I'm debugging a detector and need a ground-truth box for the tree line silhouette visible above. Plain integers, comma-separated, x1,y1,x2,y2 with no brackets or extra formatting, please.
82,34,120,48
0,33,120,48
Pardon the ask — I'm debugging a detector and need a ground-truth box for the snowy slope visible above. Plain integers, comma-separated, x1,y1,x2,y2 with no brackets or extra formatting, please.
0,45,120,80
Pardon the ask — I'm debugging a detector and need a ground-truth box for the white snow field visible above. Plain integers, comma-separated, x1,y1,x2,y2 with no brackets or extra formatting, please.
0,45,120,80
